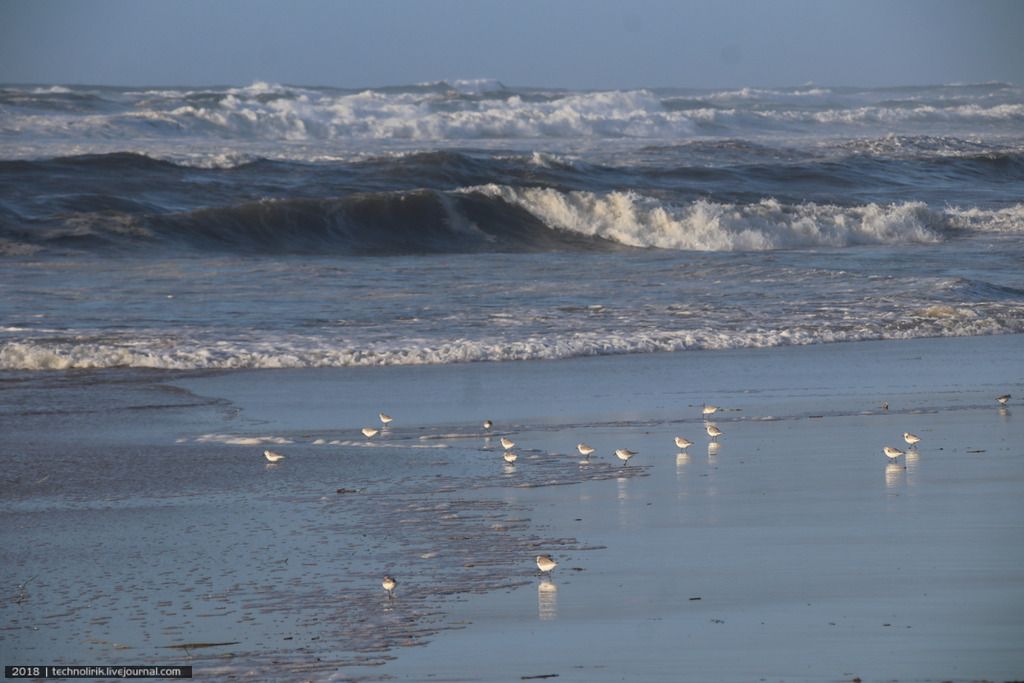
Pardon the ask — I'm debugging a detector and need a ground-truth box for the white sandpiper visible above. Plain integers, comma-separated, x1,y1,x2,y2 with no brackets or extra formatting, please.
263,449,285,463
997,394,1010,406
883,446,905,461
705,424,723,441
382,575,397,598
577,443,595,458
361,427,380,438
500,436,515,450
702,404,718,415
379,413,393,426
615,448,637,465
903,432,921,448
536,554,557,575
503,451,518,463
483,419,493,430
674,436,693,449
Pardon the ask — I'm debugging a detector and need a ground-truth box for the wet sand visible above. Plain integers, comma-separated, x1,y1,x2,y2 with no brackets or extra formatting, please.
2,336,1023,681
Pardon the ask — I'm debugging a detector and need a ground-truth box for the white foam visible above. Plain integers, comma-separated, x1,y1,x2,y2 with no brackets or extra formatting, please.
463,186,954,250
704,86,833,100
30,85,73,94
678,103,1024,128
2,83,695,143
448,78,507,95
195,434,293,446
945,204,1024,233
3,304,1023,372
6,82,1023,165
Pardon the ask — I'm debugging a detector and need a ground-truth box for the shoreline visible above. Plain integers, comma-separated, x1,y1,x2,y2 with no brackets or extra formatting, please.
1,335,1022,681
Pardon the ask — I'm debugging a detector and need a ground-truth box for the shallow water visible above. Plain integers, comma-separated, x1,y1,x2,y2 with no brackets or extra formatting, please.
0,367,642,678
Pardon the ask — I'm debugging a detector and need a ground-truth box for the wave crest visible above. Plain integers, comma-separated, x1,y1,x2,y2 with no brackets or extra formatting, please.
464,185,954,250
5,307,1023,371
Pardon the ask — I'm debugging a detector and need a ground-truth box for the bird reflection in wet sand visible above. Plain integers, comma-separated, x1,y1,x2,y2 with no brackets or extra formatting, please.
676,452,691,481
904,448,920,474
885,463,905,489
538,579,558,621
707,441,720,456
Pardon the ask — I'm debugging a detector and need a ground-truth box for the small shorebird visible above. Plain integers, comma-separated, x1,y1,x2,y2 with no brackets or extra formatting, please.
997,394,1010,406
361,427,380,438
903,432,921,448
483,419,493,430
702,404,718,416
536,554,557,575
883,446,905,462
379,412,393,426
263,449,285,463
705,424,723,441
503,451,518,463
382,575,397,599
577,443,595,458
674,436,693,449
615,448,637,466
500,436,515,450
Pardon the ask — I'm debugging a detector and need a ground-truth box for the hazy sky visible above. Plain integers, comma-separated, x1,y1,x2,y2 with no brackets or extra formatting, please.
2,0,1022,89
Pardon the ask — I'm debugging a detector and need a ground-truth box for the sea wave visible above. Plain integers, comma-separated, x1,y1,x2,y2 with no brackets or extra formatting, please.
463,186,969,249
6,179,1023,256
3,307,1022,371
1,85,697,142
6,81,1021,147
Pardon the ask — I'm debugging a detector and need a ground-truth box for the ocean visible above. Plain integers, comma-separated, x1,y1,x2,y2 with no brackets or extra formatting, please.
1,79,1022,370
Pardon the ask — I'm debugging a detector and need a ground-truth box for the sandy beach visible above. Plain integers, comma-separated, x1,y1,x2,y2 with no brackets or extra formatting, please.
2,335,1022,681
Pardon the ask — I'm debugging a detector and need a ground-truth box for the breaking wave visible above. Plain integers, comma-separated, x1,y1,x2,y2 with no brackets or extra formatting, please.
4,81,1022,150
6,176,1023,256
4,306,1023,371
463,186,1024,250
